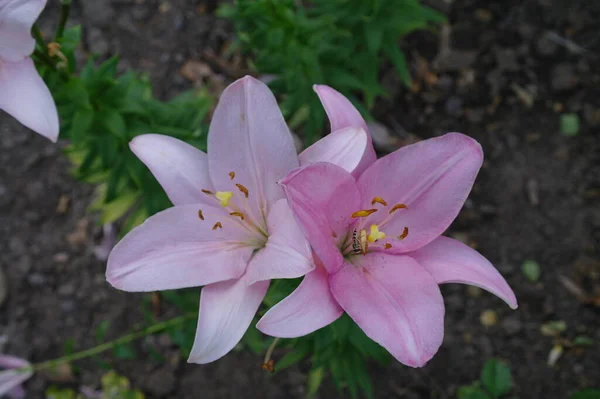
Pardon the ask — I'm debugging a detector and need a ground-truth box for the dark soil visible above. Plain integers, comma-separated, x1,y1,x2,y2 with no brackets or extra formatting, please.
1,0,599,398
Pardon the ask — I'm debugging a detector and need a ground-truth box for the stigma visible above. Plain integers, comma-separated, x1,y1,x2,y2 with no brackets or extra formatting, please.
215,191,234,207
367,224,386,242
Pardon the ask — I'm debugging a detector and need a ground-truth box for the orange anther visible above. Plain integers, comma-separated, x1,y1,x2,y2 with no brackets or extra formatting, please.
389,203,408,214
212,222,223,230
230,211,245,220
351,209,378,218
371,197,388,206
201,189,213,195
197,209,204,220
229,171,235,180
236,183,249,198
384,243,392,249
397,227,409,240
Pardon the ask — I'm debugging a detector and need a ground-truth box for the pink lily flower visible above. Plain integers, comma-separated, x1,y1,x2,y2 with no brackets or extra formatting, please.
257,133,517,368
0,355,33,399
106,76,374,363
0,0,59,142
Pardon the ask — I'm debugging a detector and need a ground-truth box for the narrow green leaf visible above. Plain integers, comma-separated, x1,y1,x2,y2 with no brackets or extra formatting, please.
69,108,94,145
384,43,412,87
307,367,325,397
98,108,127,139
521,260,541,282
113,343,136,360
457,385,491,399
96,191,140,224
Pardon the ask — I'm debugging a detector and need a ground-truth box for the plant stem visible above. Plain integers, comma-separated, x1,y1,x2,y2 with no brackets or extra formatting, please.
25,314,194,373
55,0,72,41
32,24,46,49
263,337,280,364
32,49,56,69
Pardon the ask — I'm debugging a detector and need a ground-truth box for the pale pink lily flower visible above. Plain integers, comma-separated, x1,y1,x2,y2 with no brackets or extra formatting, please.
0,355,32,399
106,76,373,363
257,132,517,368
0,0,59,142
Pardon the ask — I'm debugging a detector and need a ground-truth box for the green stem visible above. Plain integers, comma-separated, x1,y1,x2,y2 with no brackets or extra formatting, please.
33,49,56,69
55,0,72,41
32,24,46,49
22,314,194,373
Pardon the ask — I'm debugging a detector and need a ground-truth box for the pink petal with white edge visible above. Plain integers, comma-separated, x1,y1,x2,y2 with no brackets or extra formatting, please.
299,126,368,175
257,260,343,338
409,236,517,309
0,58,59,141
106,204,255,292
0,355,32,397
208,76,298,215
189,276,269,364
0,0,45,62
313,85,376,176
246,199,314,285
130,134,214,206
357,133,483,254
281,162,361,274
330,254,445,367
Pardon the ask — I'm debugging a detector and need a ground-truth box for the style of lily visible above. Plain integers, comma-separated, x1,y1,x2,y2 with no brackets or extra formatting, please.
0,0,59,142
257,133,518,367
0,355,32,399
106,76,374,363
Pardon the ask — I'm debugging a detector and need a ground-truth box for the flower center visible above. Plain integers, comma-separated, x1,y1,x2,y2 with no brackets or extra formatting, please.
197,171,269,247
342,196,409,257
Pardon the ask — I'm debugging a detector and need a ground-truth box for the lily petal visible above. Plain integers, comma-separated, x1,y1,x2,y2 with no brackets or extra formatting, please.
106,204,254,291
0,355,32,398
299,126,368,174
330,254,445,367
357,133,483,253
208,76,298,215
257,261,343,338
281,162,361,274
189,277,269,364
0,58,59,141
130,134,214,206
246,199,314,285
0,0,45,62
313,85,376,176
409,236,518,309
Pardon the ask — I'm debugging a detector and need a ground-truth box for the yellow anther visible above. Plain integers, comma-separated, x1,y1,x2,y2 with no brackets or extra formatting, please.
201,189,213,195
371,197,388,206
229,171,235,180
367,224,386,243
389,203,408,214
197,209,204,220
212,222,223,230
215,191,233,207
351,209,378,218
397,227,409,240
230,211,245,220
236,183,249,198
384,243,392,249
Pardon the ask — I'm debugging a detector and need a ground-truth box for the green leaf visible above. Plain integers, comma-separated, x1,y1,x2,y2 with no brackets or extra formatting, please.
481,358,513,398
98,108,127,140
64,78,92,109
521,260,541,282
569,389,600,399
113,343,137,360
275,344,311,372
384,43,412,87
307,367,325,397
457,385,491,399
561,113,580,136
96,320,111,343
364,23,384,54
573,336,595,346
94,190,140,224
69,108,94,145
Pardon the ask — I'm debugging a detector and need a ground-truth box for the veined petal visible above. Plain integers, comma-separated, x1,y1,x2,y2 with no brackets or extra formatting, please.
281,163,361,274
0,0,45,62
0,58,59,141
246,199,314,285
189,277,269,364
0,356,32,398
358,133,483,253
208,76,299,216
106,204,255,291
299,126,368,174
313,85,376,176
330,254,445,367
257,260,343,338
409,236,518,309
130,134,214,206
